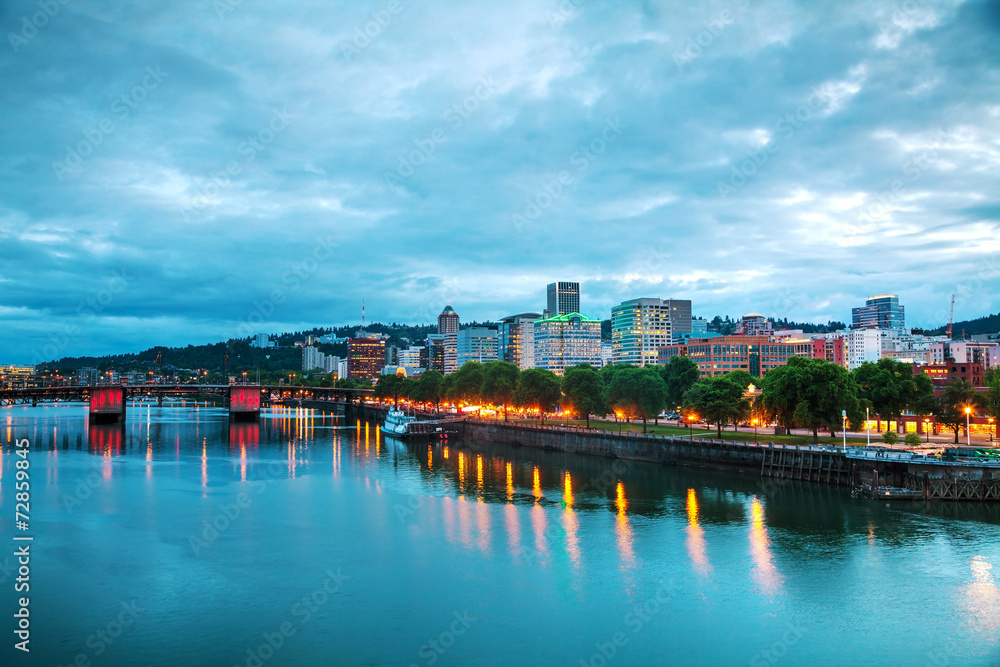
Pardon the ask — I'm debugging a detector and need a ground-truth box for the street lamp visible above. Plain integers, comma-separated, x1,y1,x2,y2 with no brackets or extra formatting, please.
965,406,972,447
924,418,931,443
752,417,759,444
242,371,247,385
990,417,995,443
866,407,870,448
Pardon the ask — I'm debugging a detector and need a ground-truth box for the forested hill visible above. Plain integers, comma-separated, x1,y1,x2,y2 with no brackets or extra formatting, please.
926,312,1000,337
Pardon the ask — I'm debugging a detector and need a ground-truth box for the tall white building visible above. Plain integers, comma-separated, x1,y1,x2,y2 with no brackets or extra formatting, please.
841,329,883,370
611,297,692,366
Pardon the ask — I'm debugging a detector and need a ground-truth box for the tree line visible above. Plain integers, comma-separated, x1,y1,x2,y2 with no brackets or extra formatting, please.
375,357,1000,444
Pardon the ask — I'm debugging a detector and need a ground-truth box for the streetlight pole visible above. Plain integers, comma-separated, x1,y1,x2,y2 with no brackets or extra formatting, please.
990,418,995,443
842,410,847,452
924,419,930,444
866,407,870,448
752,418,758,444
965,406,971,447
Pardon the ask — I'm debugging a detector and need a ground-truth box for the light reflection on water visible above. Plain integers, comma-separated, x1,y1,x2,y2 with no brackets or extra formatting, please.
2,402,1000,666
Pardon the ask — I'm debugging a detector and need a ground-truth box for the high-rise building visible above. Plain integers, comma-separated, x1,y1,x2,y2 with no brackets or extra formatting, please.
736,313,773,337
839,329,883,370
302,345,324,371
534,313,602,375
457,328,499,366
426,334,446,372
499,313,541,370
852,294,905,331
611,297,692,366
546,282,581,317
437,305,460,334
347,337,386,381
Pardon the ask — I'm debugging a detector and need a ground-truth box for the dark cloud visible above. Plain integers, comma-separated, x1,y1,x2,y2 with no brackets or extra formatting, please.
1,0,998,362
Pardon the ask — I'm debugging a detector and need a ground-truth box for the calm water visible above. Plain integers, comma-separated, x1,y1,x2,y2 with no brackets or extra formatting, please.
1,401,1000,666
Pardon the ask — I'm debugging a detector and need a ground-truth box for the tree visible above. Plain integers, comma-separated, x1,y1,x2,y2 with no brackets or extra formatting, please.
481,361,520,420
561,364,607,428
903,433,921,447
413,370,445,410
936,379,986,444
658,356,701,410
682,376,751,438
515,368,562,424
986,368,1000,427
447,362,485,406
606,366,667,434
882,431,899,445
759,356,862,442
853,358,925,432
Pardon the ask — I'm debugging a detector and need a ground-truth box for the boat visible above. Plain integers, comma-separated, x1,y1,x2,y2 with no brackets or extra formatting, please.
382,408,462,439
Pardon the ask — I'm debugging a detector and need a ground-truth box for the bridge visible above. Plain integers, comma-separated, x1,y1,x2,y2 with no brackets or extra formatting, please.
0,384,374,422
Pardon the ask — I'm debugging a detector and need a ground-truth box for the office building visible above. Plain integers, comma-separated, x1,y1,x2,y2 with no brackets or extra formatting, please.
347,337,386,382
533,313,602,375
930,341,1000,371
397,346,425,369
917,359,983,387
611,297,692,366
546,282,581,317
736,313,773,337
600,341,613,368
838,328,883,370
658,335,798,378
426,335,446,373
437,305,460,334
852,294,905,331
499,313,541,370
457,327,499,366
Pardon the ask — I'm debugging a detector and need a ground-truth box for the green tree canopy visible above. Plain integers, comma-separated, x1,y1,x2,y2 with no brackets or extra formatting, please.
606,365,667,433
658,356,702,410
412,370,445,409
447,362,485,405
561,364,607,428
682,375,751,438
759,356,862,442
480,360,520,420
515,368,562,423
936,378,986,444
853,358,929,429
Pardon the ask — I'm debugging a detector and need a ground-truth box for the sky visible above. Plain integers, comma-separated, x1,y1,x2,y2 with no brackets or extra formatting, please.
1,0,999,363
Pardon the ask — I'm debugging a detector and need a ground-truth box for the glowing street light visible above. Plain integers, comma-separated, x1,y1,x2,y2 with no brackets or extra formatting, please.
990,417,995,443
923,418,931,443
751,417,759,444
965,406,972,447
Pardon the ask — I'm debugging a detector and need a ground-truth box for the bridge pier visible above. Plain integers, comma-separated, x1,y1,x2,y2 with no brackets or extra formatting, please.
229,386,261,421
89,386,126,424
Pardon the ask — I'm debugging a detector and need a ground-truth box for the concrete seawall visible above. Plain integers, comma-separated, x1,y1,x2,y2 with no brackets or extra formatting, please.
336,402,1000,500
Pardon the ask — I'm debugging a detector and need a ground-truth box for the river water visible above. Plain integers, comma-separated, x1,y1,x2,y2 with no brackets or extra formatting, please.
1,402,999,666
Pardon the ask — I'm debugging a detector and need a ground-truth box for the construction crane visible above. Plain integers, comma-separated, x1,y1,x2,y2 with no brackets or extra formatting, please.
946,294,955,340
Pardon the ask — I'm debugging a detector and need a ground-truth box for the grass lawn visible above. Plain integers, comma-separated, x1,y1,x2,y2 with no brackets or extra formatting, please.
507,417,872,447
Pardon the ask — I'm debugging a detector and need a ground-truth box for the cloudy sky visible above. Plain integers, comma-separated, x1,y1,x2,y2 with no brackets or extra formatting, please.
1,0,998,363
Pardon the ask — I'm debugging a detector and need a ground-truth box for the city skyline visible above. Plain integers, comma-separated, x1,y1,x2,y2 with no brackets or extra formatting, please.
2,1,998,363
